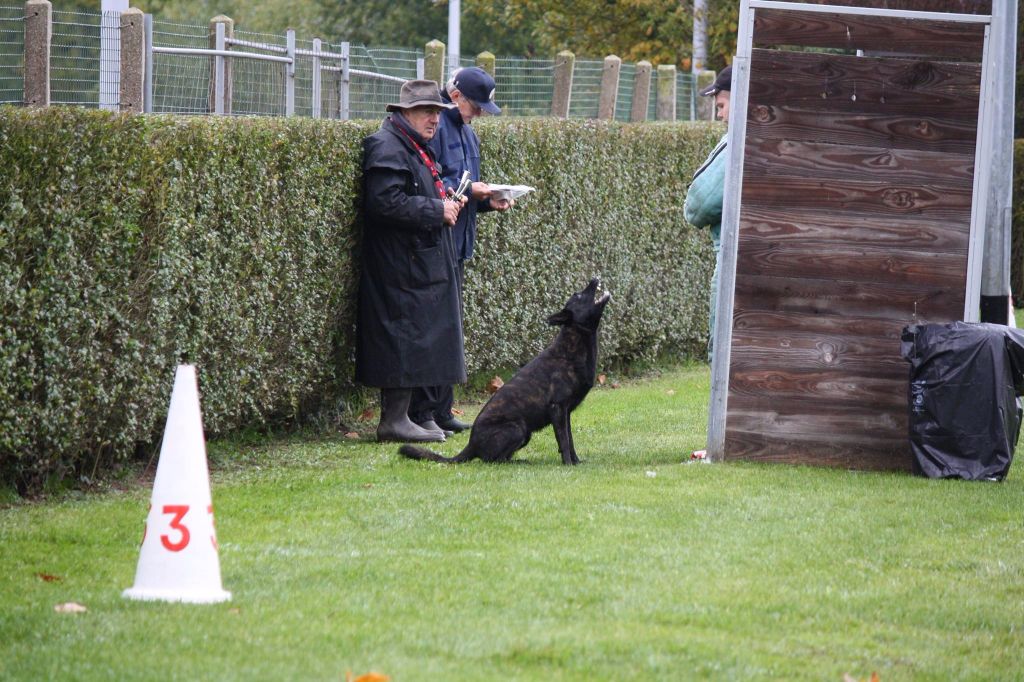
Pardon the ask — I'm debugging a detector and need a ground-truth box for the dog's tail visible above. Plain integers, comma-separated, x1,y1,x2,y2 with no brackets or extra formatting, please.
398,444,471,464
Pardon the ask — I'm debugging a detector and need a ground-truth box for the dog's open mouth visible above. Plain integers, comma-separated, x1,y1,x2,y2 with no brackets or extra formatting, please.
596,287,612,305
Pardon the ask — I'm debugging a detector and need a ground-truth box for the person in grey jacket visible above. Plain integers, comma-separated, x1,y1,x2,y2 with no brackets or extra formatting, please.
684,65,731,361
356,80,465,443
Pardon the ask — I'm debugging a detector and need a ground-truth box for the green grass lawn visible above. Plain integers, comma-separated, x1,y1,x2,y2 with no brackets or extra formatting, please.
1,365,1022,681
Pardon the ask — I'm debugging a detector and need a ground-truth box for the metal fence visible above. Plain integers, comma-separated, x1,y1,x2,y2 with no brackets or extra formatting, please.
1,3,698,121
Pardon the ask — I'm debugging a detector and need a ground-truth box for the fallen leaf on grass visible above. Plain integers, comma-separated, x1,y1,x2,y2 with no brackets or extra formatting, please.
344,432,360,439
842,674,880,682
486,376,504,393
452,408,464,416
357,408,375,422
597,374,606,385
610,382,621,389
54,602,87,613
346,672,390,682
37,573,62,583
666,389,676,395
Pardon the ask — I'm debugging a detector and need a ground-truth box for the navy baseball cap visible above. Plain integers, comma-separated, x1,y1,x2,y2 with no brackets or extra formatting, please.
699,65,732,97
452,67,501,115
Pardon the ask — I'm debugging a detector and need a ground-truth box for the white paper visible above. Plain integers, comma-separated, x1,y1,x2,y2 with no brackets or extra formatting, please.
488,184,535,201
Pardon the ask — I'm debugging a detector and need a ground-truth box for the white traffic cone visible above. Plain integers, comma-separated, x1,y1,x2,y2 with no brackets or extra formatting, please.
123,364,231,604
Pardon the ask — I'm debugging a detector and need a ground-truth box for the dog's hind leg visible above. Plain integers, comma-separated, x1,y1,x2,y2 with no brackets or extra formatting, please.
548,404,577,466
476,423,531,462
565,411,579,465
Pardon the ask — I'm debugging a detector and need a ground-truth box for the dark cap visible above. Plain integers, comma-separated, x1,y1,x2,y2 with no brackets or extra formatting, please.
386,79,457,112
699,65,732,97
452,67,501,115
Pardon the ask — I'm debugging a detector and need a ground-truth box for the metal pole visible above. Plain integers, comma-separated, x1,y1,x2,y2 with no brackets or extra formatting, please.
693,0,707,73
100,0,127,110
311,37,321,119
340,41,350,120
143,13,152,113
285,28,295,116
447,0,460,79
416,57,424,80
706,0,754,461
980,0,1016,323
214,22,225,114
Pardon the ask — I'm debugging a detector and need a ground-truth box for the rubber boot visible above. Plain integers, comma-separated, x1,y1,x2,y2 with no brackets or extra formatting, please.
416,419,452,438
377,389,445,443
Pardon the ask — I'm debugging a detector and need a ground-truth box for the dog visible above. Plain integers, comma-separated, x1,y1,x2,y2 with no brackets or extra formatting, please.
400,278,611,465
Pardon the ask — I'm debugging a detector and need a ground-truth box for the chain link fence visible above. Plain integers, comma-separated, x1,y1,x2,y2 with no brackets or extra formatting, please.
1,2,698,121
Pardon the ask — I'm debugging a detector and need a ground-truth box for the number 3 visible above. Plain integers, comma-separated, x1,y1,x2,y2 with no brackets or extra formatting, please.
160,504,191,552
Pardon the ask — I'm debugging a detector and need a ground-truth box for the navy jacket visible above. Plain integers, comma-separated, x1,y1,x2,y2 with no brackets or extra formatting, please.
428,94,493,261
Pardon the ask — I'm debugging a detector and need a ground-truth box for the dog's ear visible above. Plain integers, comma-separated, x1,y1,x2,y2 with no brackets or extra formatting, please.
546,309,571,326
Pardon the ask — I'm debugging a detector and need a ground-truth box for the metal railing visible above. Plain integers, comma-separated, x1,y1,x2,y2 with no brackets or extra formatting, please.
1,3,699,121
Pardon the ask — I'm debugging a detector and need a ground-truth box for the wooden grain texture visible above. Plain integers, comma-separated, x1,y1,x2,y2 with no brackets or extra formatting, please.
748,49,982,121
736,240,968,288
722,23,982,470
742,138,974,187
760,0,991,14
724,427,912,471
745,105,978,154
738,206,970,255
733,274,964,329
753,8,985,59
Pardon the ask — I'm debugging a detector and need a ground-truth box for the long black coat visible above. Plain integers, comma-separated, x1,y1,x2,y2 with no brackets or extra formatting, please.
355,115,466,388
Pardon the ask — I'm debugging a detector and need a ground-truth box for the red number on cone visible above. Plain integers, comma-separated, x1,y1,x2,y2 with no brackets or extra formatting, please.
160,504,191,552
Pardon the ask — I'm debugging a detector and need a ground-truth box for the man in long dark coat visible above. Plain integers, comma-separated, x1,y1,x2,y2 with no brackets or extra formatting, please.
356,80,466,443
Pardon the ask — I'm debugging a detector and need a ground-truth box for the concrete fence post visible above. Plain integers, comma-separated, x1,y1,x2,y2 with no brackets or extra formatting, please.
656,64,676,121
550,50,574,118
208,15,233,114
696,69,716,120
118,8,145,113
475,51,495,77
630,60,652,122
597,54,620,121
424,40,445,86
23,0,51,107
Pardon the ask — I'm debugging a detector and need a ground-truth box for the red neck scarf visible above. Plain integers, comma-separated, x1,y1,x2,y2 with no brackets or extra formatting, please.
391,116,446,200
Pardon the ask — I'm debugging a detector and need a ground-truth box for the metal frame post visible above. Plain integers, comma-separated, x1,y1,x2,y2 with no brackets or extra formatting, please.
339,41,350,120
214,21,225,114
706,0,754,461
285,28,295,116
143,13,153,113
311,37,321,118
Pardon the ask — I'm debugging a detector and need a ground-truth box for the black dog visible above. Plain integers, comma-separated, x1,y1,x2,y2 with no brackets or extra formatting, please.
400,278,611,465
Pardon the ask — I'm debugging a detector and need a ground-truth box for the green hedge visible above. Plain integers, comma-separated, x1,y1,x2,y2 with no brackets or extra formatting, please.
1012,140,1024,303
0,107,719,492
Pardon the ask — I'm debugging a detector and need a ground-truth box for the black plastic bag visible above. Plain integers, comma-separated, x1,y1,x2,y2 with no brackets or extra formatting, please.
900,322,1024,481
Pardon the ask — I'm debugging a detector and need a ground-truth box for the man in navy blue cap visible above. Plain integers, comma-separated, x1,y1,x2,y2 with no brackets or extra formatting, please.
412,67,512,435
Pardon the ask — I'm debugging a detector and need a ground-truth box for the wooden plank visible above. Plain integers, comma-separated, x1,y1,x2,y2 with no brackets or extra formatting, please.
748,49,982,120
742,174,973,221
731,309,909,341
728,327,907,377
753,8,985,59
735,239,968,288
742,138,974,188
738,206,970,255
723,427,912,471
727,400,907,436
758,0,990,15
733,273,965,321
728,364,909,409
745,105,977,153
